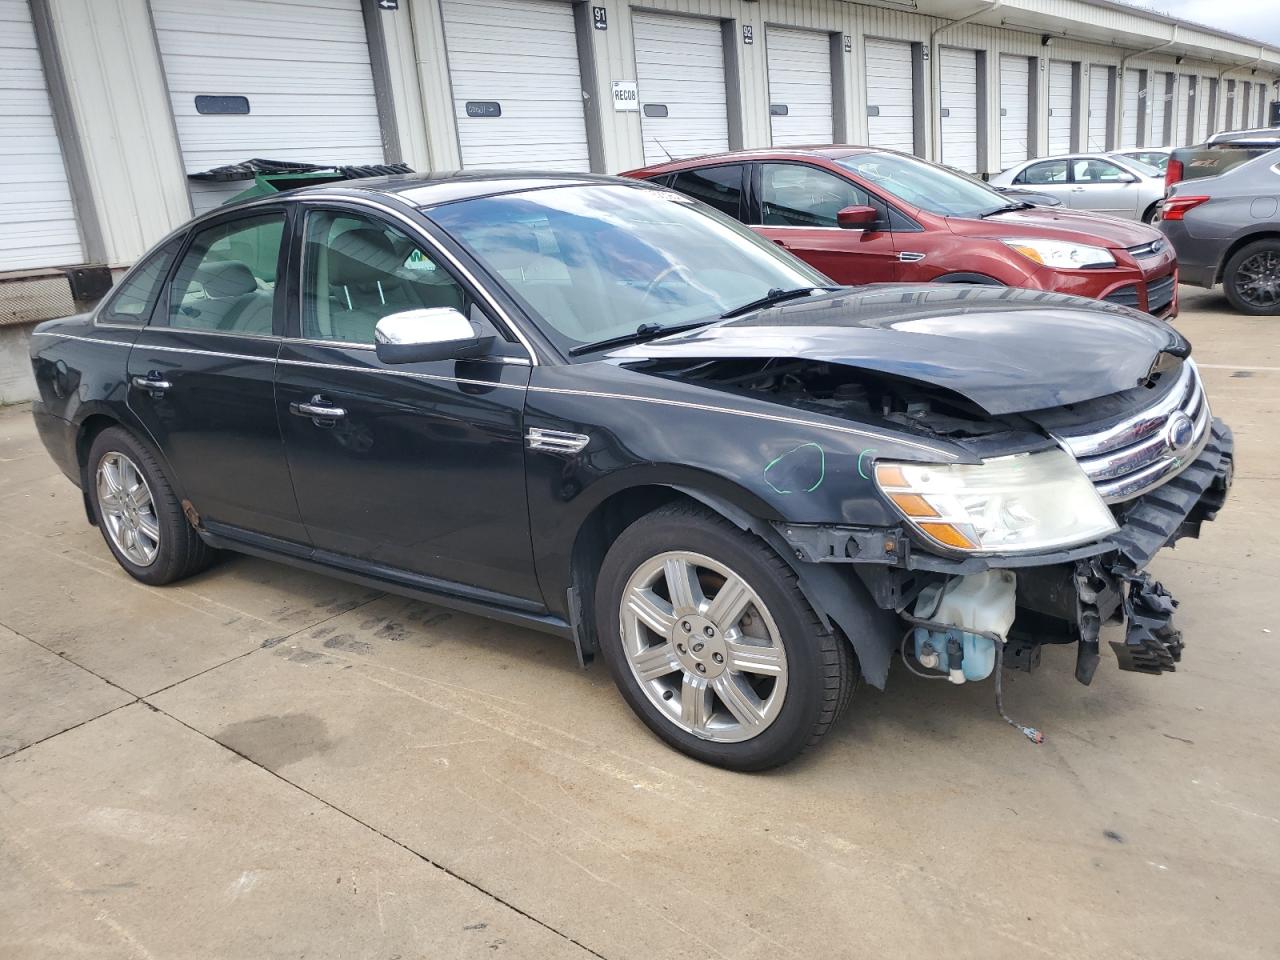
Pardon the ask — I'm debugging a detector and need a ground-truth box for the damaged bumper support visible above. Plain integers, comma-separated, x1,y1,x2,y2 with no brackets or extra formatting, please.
775,419,1235,687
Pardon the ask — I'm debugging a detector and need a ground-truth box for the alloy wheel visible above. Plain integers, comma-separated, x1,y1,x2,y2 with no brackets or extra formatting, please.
619,551,788,743
1236,250,1280,309
96,451,160,567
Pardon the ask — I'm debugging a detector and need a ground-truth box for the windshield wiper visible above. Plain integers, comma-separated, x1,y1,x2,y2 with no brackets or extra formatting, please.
978,201,1035,218
568,319,714,357
719,286,834,320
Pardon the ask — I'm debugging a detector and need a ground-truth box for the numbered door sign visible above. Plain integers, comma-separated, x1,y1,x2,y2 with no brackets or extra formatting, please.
612,81,639,112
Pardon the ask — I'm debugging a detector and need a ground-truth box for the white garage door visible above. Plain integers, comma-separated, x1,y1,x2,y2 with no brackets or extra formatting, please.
153,0,385,214
633,12,729,166
999,55,1031,170
766,27,832,146
1240,83,1252,133
1086,65,1109,151
1120,69,1140,148
0,0,82,270
1257,83,1267,126
1048,61,1073,154
1200,78,1216,141
1174,74,1191,146
939,47,978,173
443,0,590,172
1224,80,1237,131
1150,72,1170,146
865,39,915,153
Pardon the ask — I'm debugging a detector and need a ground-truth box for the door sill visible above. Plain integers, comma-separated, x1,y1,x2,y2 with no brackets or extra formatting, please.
200,521,569,639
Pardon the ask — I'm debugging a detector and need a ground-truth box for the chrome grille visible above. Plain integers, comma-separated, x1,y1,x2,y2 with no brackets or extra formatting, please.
1053,362,1211,503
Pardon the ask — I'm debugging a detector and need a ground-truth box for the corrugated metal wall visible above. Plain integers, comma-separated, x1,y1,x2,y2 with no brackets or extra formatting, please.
15,0,1280,273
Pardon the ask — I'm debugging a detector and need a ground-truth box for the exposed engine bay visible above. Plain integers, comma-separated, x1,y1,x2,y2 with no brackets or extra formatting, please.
630,356,1029,441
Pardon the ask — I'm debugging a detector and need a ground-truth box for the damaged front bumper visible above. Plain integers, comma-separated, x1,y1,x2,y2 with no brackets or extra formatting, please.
777,418,1235,686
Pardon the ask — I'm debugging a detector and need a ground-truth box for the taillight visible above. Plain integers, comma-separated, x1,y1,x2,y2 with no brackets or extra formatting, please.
1161,196,1209,221
1165,158,1184,188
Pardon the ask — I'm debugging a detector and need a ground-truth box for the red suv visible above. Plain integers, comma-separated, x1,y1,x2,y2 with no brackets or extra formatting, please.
623,147,1178,318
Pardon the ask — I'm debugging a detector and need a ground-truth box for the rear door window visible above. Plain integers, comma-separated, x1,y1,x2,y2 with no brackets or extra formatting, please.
667,166,746,220
1015,160,1068,184
166,213,286,336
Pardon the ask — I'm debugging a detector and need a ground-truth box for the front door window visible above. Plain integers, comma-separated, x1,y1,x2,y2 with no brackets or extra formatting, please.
301,211,468,345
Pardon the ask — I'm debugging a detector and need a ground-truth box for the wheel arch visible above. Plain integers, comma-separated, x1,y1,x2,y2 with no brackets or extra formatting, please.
74,413,124,524
564,481,897,689
932,272,1005,285
1216,231,1280,285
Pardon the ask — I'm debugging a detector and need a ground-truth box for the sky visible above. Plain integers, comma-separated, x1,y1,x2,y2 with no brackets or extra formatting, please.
1149,0,1280,47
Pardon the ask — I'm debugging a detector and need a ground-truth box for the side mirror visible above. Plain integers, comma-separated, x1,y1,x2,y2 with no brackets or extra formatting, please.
836,205,879,230
374,307,494,364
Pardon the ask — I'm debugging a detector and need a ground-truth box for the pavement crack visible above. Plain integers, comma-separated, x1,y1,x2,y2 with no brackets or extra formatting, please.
146,703,609,960
0,699,139,761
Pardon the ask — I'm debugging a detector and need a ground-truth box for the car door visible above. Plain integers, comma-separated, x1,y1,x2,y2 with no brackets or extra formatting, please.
1012,159,1072,205
274,201,542,605
1068,158,1140,217
748,161,900,283
126,206,308,544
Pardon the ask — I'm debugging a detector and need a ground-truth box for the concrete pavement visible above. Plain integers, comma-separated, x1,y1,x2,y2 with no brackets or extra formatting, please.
1,285,1278,959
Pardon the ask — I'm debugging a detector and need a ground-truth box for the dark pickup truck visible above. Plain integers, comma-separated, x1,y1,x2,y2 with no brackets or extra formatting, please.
1166,128,1280,189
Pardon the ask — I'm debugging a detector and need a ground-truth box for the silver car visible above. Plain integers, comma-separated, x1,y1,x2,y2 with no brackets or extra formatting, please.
989,153,1166,222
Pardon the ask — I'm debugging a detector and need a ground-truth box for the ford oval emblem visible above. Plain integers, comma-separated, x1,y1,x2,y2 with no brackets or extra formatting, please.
1164,411,1195,457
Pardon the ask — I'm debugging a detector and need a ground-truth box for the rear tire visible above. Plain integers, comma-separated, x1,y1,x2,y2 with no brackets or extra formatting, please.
1223,239,1280,315
1141,202,1161,224
87,427,215,585
595,502,855,771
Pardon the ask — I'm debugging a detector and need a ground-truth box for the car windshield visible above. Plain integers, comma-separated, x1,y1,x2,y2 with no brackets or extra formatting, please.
1119,156,1161,177
835,152,1011,218
427,184,829,355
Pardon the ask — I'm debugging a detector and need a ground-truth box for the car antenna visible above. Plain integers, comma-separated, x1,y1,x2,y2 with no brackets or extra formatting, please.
653,138,675,162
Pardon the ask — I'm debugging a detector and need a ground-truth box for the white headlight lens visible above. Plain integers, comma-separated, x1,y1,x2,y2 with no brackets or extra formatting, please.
1000,238,1116,269
875,448,1118,554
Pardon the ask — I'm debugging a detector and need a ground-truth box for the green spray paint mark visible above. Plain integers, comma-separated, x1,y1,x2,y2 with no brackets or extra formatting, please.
764,442,826,494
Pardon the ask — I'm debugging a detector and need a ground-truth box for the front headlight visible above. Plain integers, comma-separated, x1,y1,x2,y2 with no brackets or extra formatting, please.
1000,238,1116,269
874,448,1118,554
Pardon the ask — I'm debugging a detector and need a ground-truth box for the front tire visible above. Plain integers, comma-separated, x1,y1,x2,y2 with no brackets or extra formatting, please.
1223,239,1280,315
595,503,854,771
87,427,215,585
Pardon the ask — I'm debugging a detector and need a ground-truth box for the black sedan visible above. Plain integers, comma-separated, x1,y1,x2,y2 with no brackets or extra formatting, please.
30,173,1232,769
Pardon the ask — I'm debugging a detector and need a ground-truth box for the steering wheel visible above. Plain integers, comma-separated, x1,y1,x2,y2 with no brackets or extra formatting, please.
639,263,697,308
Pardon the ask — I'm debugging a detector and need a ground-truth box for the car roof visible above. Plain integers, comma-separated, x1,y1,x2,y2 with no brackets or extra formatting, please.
294,170,640,206
627,145,881,174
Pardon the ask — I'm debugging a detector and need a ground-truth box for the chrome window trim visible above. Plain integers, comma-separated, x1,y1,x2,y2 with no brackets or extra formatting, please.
295,193,540,366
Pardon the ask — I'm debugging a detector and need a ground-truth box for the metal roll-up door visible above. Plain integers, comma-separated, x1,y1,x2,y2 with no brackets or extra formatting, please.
1224,80,1236,131
442,0,590,172
999,55,1031,170
633,12,729,166
1,0,82,269
1240,83,1251,132
766,27,833,146
1174,75,1191,145
1086,65,1109,151
152,0,385,214
1120,69,1140,148
1201,78,1216,141
1257,83,1268,126
1048,61,1073,154
939,47,978,173
864,39,915,153
1151,72,1170,146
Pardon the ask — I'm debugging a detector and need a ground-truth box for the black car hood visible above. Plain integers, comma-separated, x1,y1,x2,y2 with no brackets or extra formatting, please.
608,285,1187,415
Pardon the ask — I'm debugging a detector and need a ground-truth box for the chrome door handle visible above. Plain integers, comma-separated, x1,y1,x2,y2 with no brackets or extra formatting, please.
131,375,172,393
1071,187,1086,192
290,396,346,426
